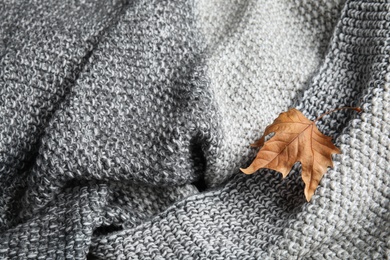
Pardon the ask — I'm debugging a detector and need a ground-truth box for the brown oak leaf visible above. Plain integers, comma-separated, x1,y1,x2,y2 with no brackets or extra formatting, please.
240,108,341,201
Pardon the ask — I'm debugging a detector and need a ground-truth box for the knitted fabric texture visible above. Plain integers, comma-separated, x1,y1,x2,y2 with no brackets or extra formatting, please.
0,0,389,259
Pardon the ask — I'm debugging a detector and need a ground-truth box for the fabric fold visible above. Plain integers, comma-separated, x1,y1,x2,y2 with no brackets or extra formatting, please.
0,0,388,259
0,0,130,230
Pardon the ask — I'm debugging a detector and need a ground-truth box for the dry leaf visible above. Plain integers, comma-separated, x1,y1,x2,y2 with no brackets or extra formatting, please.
240,108,341,201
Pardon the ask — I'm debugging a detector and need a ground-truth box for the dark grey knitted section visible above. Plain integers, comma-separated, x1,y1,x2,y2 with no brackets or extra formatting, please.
1,0,389,259
16,0,218,221
1,0,215,257
0,0,130,229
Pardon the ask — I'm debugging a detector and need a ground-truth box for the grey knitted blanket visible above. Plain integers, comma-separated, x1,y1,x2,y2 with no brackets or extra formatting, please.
0,0,389,259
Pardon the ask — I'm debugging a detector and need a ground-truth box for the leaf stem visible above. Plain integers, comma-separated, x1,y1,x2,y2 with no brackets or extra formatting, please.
314,107,362,123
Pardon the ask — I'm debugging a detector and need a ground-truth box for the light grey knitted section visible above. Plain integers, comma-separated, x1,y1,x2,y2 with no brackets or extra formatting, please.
195,0,347,185
89,1,390,259
0,0,389,259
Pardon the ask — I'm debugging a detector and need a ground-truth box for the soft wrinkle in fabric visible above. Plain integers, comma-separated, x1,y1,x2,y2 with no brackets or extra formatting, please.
0,0,389,259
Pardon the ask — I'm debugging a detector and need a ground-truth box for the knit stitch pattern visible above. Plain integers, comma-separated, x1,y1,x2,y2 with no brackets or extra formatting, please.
0,0,389,259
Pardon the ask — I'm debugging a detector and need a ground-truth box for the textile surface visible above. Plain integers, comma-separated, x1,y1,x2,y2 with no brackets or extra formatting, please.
0,0,389,259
